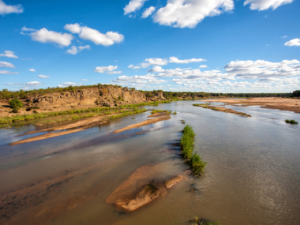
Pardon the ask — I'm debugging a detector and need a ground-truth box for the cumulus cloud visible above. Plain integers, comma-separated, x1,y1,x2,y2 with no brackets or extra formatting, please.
153,0,234,28
124,0,147,15
64,23,81,34
0,0,23,15
58,82,81,88
145,58,168,66
38,75,50,78
142,6,156,18
81,79,88,81
23,27,74,47
128,64,134,68
224,59,300,79
64,24,124,46
94,65,122,74
66,45,90,55
25,81,42,87
0,70,19,74
113,74,166,84
29,68,36,72
0,50,18,58
169,56,206,64
148,66,166,73
244,0,293,11
0,61,15,68
200,65,208,68
284,38,300,46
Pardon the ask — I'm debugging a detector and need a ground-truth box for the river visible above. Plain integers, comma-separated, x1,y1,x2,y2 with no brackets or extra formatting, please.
0,100,300,225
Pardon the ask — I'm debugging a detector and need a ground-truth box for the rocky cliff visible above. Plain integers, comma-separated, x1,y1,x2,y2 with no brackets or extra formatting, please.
26,86,155,108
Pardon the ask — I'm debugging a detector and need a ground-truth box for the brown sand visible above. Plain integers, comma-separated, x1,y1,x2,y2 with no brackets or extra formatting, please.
10,128,87,146
194,104,251,117
202,97,300,113
113,116,171,133
106,163,187,212
147,112,171,118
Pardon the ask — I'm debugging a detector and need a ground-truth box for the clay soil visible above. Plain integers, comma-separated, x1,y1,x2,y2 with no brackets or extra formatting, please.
202,97,300,113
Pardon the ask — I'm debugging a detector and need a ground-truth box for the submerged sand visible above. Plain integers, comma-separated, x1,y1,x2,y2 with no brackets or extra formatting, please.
202,97,300,113
113,116,171,134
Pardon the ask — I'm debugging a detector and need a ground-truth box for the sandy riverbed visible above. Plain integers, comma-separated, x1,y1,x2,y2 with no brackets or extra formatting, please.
202,97,300,113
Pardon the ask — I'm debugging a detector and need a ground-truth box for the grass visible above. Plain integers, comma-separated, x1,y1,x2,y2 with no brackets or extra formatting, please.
0,100,171,128
285,119,298,124
180,125,206,176
151,109,172,115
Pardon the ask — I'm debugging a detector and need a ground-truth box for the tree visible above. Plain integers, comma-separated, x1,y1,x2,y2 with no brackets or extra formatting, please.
9,98,23,113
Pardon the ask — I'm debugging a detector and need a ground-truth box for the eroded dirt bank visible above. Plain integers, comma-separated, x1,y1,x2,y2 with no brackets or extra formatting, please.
113,116,171,133
202,97,300,113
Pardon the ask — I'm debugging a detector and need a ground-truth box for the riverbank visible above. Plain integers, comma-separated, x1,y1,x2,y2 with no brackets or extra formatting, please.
201,97,300,113
193,104,251,117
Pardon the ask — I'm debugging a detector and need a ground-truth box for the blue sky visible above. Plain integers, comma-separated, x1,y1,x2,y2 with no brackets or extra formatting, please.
0,0,299,93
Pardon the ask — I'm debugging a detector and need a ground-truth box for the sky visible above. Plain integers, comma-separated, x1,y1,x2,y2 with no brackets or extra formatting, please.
0,0,299,93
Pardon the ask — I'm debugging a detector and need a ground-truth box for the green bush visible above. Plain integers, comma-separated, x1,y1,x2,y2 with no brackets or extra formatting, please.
285,119,298,124
9,98,23,113
180,125,206,175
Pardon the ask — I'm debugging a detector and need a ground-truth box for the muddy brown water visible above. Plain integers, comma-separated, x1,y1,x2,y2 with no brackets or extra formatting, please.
0,100,300,225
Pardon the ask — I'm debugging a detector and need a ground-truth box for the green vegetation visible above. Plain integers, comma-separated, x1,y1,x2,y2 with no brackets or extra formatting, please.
0,100,170,128
151,109,172,115
290,90,300,98
285,119,298,124
109,109,146,120
9,98,23,113
180,125,206,175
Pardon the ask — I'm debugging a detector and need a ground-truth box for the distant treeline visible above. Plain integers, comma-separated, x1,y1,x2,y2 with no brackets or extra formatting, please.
0,84,297,100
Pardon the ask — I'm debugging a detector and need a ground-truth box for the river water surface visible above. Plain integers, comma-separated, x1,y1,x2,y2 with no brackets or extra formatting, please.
0,100,300,225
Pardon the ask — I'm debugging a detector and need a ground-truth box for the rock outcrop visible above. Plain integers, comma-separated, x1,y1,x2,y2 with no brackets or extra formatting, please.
27,86,147,108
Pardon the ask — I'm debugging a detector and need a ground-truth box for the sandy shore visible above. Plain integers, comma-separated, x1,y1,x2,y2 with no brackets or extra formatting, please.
201,97,300,113
194,104,251,117
113,116,171,133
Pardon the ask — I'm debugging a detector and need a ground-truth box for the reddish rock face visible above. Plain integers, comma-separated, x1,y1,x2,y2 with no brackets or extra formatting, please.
28,87,147,108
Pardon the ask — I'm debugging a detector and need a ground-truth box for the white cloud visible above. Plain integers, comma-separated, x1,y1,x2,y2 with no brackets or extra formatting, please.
107,71,123,75
58,82,81,88
148,66,166,73
128,64,134,68
113,74,166,84
284,38,300,46
28,28,74,47
29,68,36,72
94,65,122,74
281,35,287,38
145,58,168,65
66,45,90,55
38,75,50,78
169,56,206,64
142,6,156,18
0,70,18,74
0,0,23,15
224,59,300,79
0,50,18,58
124,0,147,15
64,23,81,34
200,65,208,68
244,0,293,11
81,79,88,81
64,24,124,46
0,61,15,68
153,0,234,28
25,81,42,87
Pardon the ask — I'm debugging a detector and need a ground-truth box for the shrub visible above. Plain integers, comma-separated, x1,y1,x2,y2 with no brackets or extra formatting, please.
9,98,23,113
180,125,206,175
285,119,298,124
